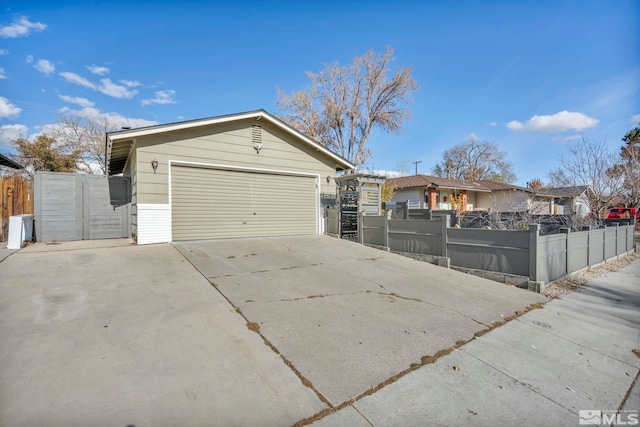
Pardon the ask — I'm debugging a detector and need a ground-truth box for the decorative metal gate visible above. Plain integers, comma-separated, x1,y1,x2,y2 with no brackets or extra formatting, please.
335,174,385,237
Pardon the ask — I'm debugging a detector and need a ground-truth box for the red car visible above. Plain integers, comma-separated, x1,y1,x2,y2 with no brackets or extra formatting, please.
606,207,639,221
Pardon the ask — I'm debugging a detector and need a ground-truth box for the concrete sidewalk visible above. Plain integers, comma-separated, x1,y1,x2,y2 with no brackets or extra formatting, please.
310,256,640,426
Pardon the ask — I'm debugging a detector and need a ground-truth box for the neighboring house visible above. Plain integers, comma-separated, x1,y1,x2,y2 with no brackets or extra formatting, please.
387,175,491,211
387,175,559,214
106,110,354,244
474,180,555,214
0,153,23,171
535,186,594,216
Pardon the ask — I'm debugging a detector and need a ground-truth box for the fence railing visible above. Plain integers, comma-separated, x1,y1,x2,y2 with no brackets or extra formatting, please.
357,214,635,290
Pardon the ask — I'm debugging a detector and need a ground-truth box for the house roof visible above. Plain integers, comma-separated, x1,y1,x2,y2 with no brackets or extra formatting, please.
473,180,531,192
0,153,23,169
536,185,591,198
387,175,492,192
105,109,355,175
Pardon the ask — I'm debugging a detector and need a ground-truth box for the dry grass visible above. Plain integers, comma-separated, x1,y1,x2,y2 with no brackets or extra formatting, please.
544,250,639,299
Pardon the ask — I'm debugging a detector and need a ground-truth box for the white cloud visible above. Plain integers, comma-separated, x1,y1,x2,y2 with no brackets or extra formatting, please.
34,59,55,74
59,72,139,99
507,111,599,133
489,121,497,127
0,49,8,55
631,114,640,124
86,64,109,75
58,95,94,108
98,78,138,99
25,54,33,63
59,107,157,129
59,71,96,89
120,79,143,88
0,124,28,148
0,68,6,79
142,90,177,106
0,97,22,118
0,16,47,38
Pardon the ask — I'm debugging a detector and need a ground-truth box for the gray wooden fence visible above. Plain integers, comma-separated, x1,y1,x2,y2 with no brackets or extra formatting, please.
358,214,635,289
34,172,130,242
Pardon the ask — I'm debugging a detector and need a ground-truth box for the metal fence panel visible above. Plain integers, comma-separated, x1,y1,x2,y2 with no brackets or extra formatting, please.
616,226,626,255
447,228,529,249
567,231,589,274
588,228,605,265
537,234,567,283
361,215,386,246
325,208,338,235
447,228,530,276
35,172,83,241
604,227,617,259
34,172,129,242
84,175,130,240
388,219,444,256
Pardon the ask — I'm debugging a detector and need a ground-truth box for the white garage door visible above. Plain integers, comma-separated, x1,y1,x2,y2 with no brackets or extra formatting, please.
171,165,318,241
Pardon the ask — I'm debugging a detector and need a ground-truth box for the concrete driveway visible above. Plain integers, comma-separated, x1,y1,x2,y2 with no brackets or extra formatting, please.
0,236,546,426
0,239,324,427
174,236,547,406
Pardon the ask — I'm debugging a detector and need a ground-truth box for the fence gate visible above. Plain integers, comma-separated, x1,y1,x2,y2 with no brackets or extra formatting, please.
1,175,33,241
34,172,130,242
334,174,385,237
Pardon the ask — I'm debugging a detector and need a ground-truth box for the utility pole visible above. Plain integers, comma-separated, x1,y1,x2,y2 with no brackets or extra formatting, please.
412,160,422,175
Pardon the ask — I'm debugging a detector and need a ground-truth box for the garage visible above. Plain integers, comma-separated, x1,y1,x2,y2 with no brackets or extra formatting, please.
105,110,354,244
171,164,318,240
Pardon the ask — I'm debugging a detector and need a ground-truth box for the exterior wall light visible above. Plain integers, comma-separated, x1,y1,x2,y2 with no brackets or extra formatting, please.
254,142,263,154
151,159,158,173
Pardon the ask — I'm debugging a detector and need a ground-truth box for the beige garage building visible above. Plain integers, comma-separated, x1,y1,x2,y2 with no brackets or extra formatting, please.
106,110,354,244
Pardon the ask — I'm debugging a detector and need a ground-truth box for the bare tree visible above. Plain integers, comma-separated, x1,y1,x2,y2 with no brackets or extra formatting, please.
53,110,122,174
277,46,419,166
608,126,640,208
547,137,621,216
395,159,411,177
54,109,155,174
432,136,516,182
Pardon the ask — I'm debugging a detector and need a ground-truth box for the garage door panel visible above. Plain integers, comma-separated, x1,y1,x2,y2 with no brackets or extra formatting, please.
171,165,317,241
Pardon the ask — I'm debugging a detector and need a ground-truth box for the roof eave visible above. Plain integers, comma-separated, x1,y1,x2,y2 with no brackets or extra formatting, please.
0,153,23,169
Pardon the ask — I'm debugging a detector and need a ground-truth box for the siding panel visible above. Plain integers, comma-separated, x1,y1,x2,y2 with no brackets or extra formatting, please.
137,204,171,244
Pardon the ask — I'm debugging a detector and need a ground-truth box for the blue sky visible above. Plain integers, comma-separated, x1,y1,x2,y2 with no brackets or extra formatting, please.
1,0,638,186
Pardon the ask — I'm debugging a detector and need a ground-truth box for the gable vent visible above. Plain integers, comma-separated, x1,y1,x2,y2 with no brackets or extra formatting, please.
252,125,262,145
